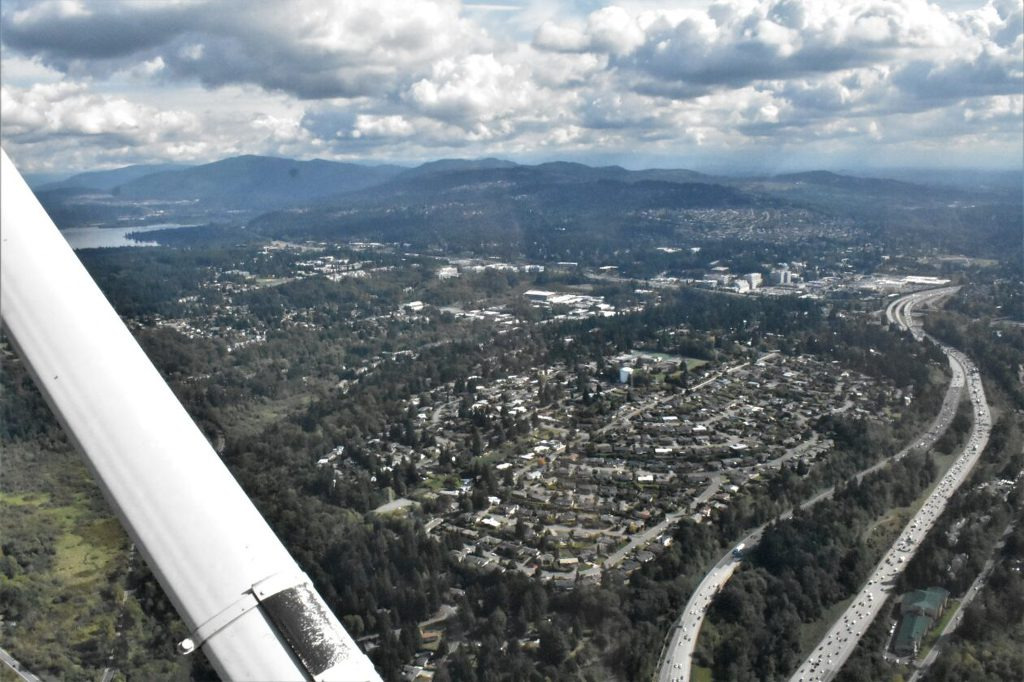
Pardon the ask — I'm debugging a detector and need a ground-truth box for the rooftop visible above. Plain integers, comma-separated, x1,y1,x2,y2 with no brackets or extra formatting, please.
902,587,949,617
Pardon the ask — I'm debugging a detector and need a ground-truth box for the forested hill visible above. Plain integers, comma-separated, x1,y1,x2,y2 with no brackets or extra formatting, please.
36,163,192,192
248,167,770,261
112,155,405,208
30,154,1022,261
349,164,754,210
246,158,1018,261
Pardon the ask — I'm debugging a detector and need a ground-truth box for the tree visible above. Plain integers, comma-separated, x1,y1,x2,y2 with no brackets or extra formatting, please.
539,623,569,665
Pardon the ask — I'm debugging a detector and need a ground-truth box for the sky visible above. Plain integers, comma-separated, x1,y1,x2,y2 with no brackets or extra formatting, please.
0,0,1021,174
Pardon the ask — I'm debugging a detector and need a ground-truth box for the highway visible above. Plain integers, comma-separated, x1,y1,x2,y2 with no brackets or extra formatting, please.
653,377,959,682
907,520,1017,682
654,287,971,682
884,286,960,340
656,549,744,682
0,646,42,682
790,288,991,682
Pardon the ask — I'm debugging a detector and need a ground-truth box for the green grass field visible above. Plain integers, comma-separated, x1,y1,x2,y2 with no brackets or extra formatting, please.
692,664,714,682
917,599,960,661
1,449,129,677
797,595,857,656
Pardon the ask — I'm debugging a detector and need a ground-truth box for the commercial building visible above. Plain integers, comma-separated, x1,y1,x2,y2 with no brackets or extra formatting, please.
524,289,557,302
437,266,460,279
892,587,949,656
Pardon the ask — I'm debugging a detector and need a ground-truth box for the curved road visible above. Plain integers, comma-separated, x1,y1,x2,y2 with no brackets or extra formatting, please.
655,287,970,682
790,288,990,682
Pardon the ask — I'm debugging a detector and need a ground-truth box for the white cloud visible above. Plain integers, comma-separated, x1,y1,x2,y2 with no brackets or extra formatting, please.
1,82,193,140
0,80,317,170
406,52,549,138
9,0,91,24
1,0,489,99
534,5,648,55
534,20,590,52
586,6,647,55
963,94,1023,122
0,52,65,87
352,114,416,139
0,0,1021,170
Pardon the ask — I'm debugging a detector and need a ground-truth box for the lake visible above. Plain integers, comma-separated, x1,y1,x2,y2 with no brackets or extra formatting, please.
60,224,198,250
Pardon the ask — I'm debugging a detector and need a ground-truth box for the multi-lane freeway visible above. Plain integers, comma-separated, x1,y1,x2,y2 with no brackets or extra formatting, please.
884,286,960,340
790,289,991,682
656,543,744,682
655,287,978,682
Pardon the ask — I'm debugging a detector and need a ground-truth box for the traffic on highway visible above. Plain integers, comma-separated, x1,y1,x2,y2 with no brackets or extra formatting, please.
656,547,745,682
655,287,988,682
790,291,991,682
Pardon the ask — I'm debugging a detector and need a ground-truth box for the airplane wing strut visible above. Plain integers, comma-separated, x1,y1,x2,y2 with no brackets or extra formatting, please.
0,148,381,682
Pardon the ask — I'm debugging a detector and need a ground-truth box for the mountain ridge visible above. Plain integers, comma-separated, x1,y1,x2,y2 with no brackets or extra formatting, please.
112,155,406,209
37,163,193,192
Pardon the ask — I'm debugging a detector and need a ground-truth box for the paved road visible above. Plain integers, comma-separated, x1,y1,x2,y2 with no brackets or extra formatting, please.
580,357,774,576
371,497,418,514
594,366,738,437
790,290,990,682
0,646,42,682
599,511,686,571
907,521,1017,682
654,382,959,682
884,286,960,340
656,550,744,682
430,399,459,426
655,287,969,682
596,477,726,576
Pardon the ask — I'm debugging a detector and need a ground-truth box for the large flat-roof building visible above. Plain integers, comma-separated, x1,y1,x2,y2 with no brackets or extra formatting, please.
524,289,557,302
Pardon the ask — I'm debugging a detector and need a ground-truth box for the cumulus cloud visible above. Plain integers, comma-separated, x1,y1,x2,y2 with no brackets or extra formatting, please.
406,53,539,129
892,46,1023,102
0,82,196,143
963,94,1023,122
1,0,488,98
303,107,455,149
534,20,590,52
0,0,1021,170
534,6,645,55
532,0,1020,108
0,80,316,170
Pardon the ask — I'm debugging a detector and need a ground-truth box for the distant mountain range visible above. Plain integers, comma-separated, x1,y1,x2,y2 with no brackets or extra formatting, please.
33,153,953,213
38,164,193,192
111,156,406,209
28,154,1020,262
31,155,1023,203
